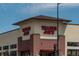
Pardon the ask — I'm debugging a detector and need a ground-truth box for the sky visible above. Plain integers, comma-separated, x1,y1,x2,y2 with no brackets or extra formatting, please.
0,3,79,33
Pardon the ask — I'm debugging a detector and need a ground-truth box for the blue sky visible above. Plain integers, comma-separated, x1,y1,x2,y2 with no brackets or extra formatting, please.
0,3,79,33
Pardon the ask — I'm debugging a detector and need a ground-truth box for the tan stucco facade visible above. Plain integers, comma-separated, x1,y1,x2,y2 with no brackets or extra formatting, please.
64,24,79,55
0,29,21,55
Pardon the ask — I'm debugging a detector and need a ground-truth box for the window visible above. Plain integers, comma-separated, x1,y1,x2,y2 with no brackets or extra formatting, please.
20,51,30,56
0,52,2,56
3,51,9,56
0,47,1,50
67,49,79,56
10,51,17,56
72,50,77,56
3,46,9,50
67,50,72,56
67,42,79,46
77,50,79,56
10,44,16,49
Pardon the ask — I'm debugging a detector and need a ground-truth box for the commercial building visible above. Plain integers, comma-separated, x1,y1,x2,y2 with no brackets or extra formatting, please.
0,15,79,56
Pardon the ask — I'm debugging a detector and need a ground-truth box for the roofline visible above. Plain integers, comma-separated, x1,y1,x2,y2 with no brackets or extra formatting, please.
13,15,71,25
0,28,20,35
67,23,79,25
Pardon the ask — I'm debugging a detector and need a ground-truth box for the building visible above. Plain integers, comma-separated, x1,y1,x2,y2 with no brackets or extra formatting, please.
0,15,79,56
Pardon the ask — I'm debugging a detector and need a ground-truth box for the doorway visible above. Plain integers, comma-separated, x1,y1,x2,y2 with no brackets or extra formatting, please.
40,50,54,56
20,50,30,56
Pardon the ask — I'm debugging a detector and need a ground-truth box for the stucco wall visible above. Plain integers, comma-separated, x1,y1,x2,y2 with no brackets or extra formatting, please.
18,20,34,40
0,29,21,55
32,19,66,40
17,19,67,40
64,24,79,56
0,29,21,46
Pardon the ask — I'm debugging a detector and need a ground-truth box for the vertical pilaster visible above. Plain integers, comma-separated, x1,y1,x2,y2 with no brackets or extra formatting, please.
59,35,65,56
30,34,40,56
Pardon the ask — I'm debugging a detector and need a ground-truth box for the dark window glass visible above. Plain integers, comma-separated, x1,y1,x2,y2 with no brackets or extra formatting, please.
0,47,1,50
10,51,17,56
3,46,9,50
67,50,72,56
10,44,16,49
3,51,9,56
20,51,30,56
0,52,2,56
67,49,79,56
72,50,77,56
77,50,79,56
67,42,79,46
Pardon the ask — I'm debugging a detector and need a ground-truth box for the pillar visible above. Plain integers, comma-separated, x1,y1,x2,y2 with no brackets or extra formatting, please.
59,35,65,56
30,34,40,56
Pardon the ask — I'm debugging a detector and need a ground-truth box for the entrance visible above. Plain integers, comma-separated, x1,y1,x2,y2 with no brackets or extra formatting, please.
40,50,54,56
20,50,30,56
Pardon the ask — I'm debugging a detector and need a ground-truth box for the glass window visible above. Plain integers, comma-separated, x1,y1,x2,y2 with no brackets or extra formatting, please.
0,47,1,50
67,50,72,56
77,50,79,56
10,44,16,49
0,52,2,56
72,50,77,56
67,42,79,46
3,51,9,56
3,46,9,50
10,51,17,56
67,49,79,56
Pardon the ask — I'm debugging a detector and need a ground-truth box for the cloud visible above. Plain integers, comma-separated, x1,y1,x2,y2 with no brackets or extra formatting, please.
1,3,79,15
17,3,57,14
17,3,79,15
60,3,79,8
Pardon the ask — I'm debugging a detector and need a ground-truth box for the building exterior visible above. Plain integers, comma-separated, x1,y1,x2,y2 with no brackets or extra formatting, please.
0,15,79,56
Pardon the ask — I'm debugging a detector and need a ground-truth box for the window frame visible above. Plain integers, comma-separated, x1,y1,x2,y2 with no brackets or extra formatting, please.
10,51,17,56
67,42,79,46
10,44,16,49
3,45,9,50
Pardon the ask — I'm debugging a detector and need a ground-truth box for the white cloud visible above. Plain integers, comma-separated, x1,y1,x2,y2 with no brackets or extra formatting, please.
18,3,57,14
17,3,79,15
60,3,79,7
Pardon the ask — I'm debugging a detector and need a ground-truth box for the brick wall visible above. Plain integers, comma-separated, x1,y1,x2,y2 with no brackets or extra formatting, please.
59,35,65,56
18,34,65,56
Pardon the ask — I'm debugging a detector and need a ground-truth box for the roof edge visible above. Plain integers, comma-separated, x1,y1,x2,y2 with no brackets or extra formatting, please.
13,15,71,25
0,28,20,35
67,23,79,25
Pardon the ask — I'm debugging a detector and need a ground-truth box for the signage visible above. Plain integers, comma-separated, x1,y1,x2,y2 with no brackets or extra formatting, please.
22,27,31,35
42,26,57,35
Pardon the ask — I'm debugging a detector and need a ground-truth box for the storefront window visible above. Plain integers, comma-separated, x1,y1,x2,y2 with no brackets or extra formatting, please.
3,46,9,50
10,51,17,56
67,50,72,56
67,49,79,56
10,44,16,49
77,50,79,56
0,47,1,50
72,50,77,56
67,42,79,46
0,52,2,56
3,51,9,56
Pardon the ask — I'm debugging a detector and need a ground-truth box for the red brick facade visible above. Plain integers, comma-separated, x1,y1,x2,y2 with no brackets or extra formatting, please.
59,35,65,56
18,34,65,56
